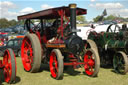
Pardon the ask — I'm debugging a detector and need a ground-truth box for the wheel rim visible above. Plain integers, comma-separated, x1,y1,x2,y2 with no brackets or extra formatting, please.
113,52,126,74
84,50,95,76
21,37,34,71
3,50,12,83
50,52,58,78
85,39,98,53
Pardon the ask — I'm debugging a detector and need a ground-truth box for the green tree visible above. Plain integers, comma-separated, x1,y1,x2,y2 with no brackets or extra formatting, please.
104,15,117,21
76,15,86,23
0,18,10,28
9,19,18,27
93,14,125,22
126,18,128,22
93,15,102,22
0,18,18,28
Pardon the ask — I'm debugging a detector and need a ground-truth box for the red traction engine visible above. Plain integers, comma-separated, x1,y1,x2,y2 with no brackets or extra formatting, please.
0,48,16,83
18,4,100,79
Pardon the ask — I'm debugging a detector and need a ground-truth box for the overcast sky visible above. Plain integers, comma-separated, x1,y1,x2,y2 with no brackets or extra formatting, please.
0,0,128,21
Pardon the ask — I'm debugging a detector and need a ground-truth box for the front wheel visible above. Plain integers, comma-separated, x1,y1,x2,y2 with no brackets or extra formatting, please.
3,48,16,83
84,48,100,77
113,51,128,74
49,49,63,80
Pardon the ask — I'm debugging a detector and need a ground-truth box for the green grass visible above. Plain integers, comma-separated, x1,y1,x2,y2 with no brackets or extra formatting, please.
77,24,87,27
0,57,128,85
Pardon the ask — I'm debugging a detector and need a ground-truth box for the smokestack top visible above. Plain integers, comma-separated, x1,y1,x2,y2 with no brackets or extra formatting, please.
69,4,77,8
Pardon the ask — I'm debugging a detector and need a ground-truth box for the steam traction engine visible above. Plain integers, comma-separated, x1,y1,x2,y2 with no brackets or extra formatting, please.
0,48,16,83
18,4,100,79
87,24,128,74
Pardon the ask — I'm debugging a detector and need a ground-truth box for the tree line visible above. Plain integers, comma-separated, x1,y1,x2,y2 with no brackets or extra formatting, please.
93,15,128,22
0,16,86,28
0,15,127,28
0,18,18,28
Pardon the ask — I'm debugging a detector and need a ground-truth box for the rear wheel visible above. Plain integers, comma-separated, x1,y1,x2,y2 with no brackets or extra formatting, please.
3,48,16,83
49,49,63,79
113,51,128,74
84,48,100,77
21,33,42,72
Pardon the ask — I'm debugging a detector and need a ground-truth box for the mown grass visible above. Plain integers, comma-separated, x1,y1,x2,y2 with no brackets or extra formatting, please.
77,24,87,27
0,57,128,85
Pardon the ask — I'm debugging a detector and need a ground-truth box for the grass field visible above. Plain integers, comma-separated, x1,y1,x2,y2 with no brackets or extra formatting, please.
0,57,128,85
77,24,87,27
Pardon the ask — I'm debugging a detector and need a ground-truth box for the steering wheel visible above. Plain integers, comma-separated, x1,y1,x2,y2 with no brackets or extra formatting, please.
106,24,121,33
31,25,41,31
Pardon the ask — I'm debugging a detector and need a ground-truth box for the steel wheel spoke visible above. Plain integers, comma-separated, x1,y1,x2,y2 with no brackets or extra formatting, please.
84,50,96,76
25,40,31,48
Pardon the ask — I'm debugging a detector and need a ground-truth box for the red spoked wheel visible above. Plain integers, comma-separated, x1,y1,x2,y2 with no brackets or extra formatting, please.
3,48,16,83
21,33,42,72
49,49,63,80
84,48,100,77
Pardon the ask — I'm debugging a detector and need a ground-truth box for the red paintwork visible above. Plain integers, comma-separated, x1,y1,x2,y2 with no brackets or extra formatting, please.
84,50,95,76
42,35,47,43
21,36,33,71
63,53,94,70
18,4,97,77
18,6,87,45
16,35,24,38
33,9,71,42
63,54,83,69
2,49,16,83
0,49,16,83
0,60,4,68
3,50,12,83
0,32,8,35
59,10,64,37
64,62,85,69
63,15,70,31
49,52,58,78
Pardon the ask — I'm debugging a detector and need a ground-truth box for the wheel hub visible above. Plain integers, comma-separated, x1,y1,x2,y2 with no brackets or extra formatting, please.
88,59,94,66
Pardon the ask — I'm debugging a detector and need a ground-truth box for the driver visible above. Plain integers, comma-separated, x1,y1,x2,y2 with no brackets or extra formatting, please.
47,19,61,43
52,19,61,28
